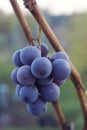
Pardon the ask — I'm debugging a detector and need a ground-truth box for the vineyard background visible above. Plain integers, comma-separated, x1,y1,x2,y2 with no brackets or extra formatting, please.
0,9,87,130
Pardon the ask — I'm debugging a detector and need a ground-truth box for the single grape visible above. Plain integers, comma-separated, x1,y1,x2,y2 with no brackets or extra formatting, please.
51,51,69,62
41,43,49,57
31,57,52,79
39,82,60,102
11,68,19,84
15,84,22,97
53,79,65,86
20,46,41,65
52,59,71,80
12,49,23,67
19,85,39,103
17,65,36,86
26,96,47,116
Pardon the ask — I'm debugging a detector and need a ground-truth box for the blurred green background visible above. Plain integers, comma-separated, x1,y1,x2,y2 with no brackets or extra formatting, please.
0,9,87,130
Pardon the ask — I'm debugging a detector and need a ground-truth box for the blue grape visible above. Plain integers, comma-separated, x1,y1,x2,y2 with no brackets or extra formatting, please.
26,97,47,116
41,43,49,57
17,65,36,85
19,85,39,103
11,68,19,84
31,57,52,79
12,49,23,67
53,79,65,86
15,84,22,97
51,51,69,62
20,46,41,65
39,82,60,102
52,59,71,80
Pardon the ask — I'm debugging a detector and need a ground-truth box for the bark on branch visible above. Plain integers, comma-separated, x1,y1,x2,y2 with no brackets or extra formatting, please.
23,0,87,129
9,0,87,129
9,0,73,130
10,0,35,45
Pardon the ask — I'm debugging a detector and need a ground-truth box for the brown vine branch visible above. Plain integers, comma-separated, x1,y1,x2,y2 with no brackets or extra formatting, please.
53,101,75,130
23,0,87,130
9,0,35,45
9,0,70,130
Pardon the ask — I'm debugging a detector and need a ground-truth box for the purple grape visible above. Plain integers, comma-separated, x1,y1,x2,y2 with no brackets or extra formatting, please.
11,68,19,84
15,84,22,97
51,51,69,62
26,97,47,116
53,79,65,86
19,85,39,103
12,49,23,67
31,57,52,79
41,43,49,57
17,65,36,86
39,82,60,102
20,46,41,65
52,59,71,80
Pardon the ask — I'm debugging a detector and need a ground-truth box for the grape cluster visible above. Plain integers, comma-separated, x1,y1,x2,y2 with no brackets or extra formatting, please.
11,43,71,116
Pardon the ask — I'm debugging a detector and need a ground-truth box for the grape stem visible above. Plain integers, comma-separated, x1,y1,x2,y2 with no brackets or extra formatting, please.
37,25,41,50
23,0,87,130
9,0,35,46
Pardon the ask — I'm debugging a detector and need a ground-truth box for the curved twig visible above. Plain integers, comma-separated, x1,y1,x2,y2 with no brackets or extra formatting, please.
23,0,87,129
10,0,35,45
9,0,71,130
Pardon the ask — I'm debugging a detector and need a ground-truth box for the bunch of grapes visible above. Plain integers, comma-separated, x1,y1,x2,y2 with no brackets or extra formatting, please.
11,43,71,116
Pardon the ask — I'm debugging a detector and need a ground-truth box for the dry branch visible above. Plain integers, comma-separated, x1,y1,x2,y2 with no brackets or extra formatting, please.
9,0,87,129
10,0,35,45
23,0,87,129
9,0,72,130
